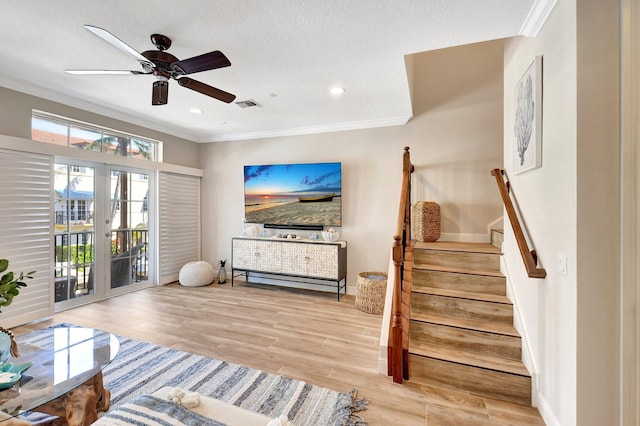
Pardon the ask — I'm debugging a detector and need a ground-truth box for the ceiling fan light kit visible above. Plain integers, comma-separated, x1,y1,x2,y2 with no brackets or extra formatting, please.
66,25,236,106
152,80,169,106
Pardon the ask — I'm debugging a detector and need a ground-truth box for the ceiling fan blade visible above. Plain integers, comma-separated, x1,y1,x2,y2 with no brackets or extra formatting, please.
171,51,231,75
177,77,236,103
84,25,154,68
65,69,148,75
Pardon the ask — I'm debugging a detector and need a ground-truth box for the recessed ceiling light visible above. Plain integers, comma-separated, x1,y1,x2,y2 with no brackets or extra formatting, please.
189,108,203,114
330,87,345,95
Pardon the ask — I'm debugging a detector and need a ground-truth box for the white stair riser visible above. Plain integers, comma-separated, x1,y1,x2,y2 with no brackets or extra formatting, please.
491,230,504,249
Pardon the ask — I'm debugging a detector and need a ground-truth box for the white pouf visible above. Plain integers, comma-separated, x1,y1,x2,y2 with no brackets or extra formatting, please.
179,261,215,287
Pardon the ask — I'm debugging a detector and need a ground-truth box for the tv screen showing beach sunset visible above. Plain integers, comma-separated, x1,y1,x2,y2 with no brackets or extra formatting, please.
244,162,342,227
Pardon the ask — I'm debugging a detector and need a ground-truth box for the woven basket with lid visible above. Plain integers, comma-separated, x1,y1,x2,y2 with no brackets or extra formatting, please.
411,201,441,242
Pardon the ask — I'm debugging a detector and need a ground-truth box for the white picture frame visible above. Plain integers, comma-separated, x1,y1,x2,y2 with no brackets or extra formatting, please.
513,55,543,175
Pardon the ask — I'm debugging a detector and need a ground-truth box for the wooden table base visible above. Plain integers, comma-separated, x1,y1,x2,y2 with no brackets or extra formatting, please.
35,372,110,426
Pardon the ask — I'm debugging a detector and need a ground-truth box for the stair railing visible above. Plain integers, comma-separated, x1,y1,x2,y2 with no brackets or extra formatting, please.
388,147,414,383
491,169,546,278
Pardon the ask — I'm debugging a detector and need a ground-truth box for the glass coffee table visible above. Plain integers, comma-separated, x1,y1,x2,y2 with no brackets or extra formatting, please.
0,326,119,424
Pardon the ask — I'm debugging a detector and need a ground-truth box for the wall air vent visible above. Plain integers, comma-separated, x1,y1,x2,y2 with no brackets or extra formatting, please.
235,99,262,109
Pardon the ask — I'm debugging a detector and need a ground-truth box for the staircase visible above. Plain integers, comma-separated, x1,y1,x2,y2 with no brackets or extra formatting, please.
406,241,532,406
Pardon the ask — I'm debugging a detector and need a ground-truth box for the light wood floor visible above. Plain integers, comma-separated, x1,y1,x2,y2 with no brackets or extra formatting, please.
13,282,545,425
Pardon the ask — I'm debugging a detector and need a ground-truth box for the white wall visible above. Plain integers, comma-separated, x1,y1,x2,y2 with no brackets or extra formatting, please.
200,40,505,292
504,10,577,420
503,1,621,425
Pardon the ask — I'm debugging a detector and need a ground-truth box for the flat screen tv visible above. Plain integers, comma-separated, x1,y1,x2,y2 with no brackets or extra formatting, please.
244,162,342,229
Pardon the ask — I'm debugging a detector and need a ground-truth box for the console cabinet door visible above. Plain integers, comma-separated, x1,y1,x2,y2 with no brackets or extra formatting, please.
233,239,257,270
233,239,282,272
254,240,282,273
280,242,339,279
280,241,307,276
305,244,339,279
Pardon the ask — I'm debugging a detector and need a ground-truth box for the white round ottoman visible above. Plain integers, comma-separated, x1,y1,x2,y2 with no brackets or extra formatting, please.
179,261,215,287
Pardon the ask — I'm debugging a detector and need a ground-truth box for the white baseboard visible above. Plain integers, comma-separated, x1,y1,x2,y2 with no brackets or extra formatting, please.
378,345,388,375
500,256,541,402
439,232,490,243
487,217,504,236
536,391,561,426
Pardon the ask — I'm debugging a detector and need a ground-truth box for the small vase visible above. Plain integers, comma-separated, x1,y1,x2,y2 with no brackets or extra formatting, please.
217,260,227,284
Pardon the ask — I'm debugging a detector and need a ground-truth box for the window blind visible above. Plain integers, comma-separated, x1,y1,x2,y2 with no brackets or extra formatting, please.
0,149,53,327
158,172,201,285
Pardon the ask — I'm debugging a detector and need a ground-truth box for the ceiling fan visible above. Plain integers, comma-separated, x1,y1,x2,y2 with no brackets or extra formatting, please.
66,25,236,105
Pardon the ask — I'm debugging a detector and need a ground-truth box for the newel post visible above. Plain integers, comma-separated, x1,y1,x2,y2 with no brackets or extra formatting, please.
390,235,404,383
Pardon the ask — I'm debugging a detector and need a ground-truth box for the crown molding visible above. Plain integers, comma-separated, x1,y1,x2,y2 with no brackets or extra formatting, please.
2,76,412,144
519,0,558,37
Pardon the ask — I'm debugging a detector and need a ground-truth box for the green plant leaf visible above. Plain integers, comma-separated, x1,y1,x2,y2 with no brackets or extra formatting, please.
1,293,14,307
0,273,12,285
0,259,8,274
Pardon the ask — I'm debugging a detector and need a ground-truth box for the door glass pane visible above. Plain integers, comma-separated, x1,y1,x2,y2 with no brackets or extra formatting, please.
54,163,95,302
110,170,149,289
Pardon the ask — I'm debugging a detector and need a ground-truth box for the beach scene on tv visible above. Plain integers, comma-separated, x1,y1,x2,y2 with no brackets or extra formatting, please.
244,162,342,227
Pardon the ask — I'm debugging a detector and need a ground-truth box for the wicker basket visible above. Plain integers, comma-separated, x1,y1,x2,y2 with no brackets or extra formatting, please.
412,201,441,242
355,272,388,315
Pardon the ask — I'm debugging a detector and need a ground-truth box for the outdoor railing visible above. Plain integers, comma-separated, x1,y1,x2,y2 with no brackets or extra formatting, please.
54,229,149,301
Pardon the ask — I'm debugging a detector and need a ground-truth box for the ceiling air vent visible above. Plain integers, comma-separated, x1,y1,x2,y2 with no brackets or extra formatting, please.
235,99,262,109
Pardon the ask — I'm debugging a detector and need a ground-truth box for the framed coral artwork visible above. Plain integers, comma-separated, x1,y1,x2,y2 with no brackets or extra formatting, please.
513,55,543,175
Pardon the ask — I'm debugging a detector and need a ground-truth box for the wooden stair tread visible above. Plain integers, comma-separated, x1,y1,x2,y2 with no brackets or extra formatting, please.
411,343,530,377
415,241,502,254
411,311,520,337
412,263,504,278
413,287,512,304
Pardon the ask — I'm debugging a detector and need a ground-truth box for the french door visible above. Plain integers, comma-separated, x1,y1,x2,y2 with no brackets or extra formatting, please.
54,161,153,308
107,167,151,292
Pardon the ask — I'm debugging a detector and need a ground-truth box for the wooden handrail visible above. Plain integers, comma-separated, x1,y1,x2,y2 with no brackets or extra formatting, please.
388,147,414,383
491,169,546,278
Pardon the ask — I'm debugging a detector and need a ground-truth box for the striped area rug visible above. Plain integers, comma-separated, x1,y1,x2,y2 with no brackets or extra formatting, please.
17,325,368,426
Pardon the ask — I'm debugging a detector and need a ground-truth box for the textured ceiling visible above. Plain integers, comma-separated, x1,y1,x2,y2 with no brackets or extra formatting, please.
0,1,537,142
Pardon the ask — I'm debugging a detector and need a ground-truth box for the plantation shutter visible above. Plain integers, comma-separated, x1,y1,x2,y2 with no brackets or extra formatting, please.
0,149,53,328
158,172,201,285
